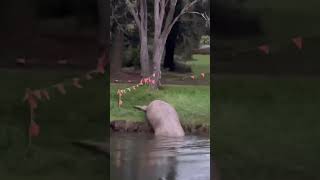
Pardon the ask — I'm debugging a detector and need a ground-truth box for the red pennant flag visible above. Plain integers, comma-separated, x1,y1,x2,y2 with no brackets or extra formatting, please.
150,80,156,85
292,37,303,49
27,95,37,110
33,90,42,100
29,121,40,137
54,84,66,95
41,90,50,100
72,78,83,88
200,73,205,79
96,54,106,74
258,45,270,54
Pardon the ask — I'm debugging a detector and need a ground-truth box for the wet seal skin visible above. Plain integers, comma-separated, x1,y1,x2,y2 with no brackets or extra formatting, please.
135,100,185,137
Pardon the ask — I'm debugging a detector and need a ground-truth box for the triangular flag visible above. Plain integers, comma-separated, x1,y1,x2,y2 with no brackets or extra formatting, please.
26,91,38,110
190,75,195,80
72,78,83,88
41,90,50,100
200,73,205,79
118,99,123,107
132,86,136,90
96,54,106,74
117,89,122,96
54,83,66,95
29,120,40,137
150,79,156,85
33,90,42,100
258,44,270,54
292,37,303,49
126,88,131,92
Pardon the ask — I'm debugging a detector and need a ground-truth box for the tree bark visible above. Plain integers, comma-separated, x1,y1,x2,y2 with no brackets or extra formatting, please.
163,0,182,72
140,29,150,77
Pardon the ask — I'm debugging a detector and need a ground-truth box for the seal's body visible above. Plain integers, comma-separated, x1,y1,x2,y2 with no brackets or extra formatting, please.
136,100,185,137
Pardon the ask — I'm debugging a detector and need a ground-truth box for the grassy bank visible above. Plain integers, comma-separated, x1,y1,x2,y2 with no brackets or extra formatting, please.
214,77,320,180
110,54,210,125
0,69,107,179
110,84,210,125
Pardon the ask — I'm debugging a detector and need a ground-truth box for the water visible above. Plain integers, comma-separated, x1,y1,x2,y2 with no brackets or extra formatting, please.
110,133,210,180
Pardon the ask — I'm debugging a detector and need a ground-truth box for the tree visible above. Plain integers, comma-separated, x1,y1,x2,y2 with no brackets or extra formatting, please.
126,0,150,77
125,0,207,89
151,0,202,89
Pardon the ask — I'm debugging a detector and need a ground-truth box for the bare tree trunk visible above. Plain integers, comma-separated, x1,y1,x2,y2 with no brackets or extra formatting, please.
140,29,150,77
152,39,166,88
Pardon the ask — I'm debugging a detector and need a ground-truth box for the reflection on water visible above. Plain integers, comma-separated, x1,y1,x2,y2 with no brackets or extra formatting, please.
110,133,210,180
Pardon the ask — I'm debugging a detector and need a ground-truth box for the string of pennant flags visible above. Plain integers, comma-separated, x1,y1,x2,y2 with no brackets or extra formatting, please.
23,54,107,147
116,72,206,108
22,36,303,144
225,36,303,57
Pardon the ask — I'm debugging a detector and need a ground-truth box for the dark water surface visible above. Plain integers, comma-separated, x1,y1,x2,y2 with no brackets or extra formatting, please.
110,133,210,180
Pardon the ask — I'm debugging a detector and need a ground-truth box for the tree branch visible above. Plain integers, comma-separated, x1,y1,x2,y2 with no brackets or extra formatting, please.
126,0,141,31
162,0,200,39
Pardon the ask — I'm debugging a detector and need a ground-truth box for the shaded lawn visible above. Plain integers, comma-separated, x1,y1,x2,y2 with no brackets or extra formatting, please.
214,77,320,180
188,54,210,76
0,69,107,179
110,84,210,125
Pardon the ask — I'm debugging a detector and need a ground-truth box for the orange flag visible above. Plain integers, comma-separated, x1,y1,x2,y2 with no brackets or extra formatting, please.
96,56,105,74
54,83,66,95
41,90,50,100
292,37,303,49
258,44,270,55
29,120,40,137
73,78,83,88
24,89,38,110
33,90,42,100
200,73,205,79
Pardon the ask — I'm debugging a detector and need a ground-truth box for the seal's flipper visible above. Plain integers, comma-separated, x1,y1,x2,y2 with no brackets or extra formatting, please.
134,105,148,111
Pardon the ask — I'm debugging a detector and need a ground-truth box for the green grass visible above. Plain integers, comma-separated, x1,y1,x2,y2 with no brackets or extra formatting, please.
110,54,210,125
0,69,107,179
214,77,320,180
188,54,210,76
110,84,210,125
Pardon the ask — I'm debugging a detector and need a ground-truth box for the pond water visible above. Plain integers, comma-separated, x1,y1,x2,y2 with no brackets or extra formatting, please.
110,133,210,180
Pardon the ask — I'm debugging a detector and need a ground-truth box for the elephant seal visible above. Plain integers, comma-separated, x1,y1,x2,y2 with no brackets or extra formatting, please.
135,100,185,137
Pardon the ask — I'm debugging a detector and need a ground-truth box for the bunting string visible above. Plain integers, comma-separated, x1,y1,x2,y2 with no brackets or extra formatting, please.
22,57,106,147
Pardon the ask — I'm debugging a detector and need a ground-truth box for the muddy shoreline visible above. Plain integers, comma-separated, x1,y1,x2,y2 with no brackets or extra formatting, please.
110,120,210,136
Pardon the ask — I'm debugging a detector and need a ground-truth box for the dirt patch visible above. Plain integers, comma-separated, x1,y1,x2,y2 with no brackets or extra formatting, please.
110,120,210,136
